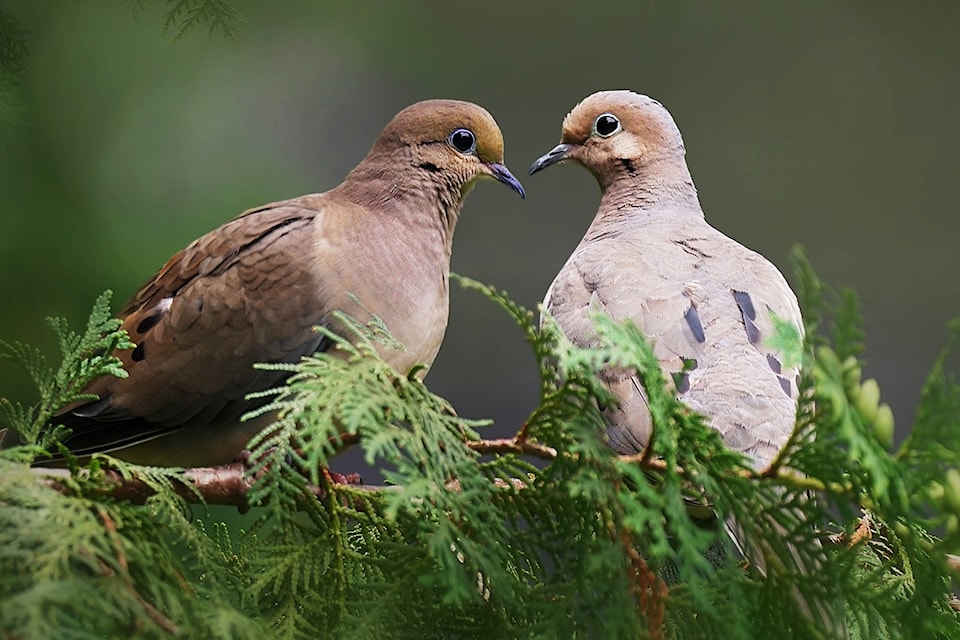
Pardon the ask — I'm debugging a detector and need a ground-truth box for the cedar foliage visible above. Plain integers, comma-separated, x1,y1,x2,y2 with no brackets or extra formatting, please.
1,250,959,639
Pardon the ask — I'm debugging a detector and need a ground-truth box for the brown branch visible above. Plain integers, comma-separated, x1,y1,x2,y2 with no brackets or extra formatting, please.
617,453,672,474
30,437,537,507
327,431,560,460
19,432,887,517
37,463,261,507
621,526,667,640
466,437,557,459
35,464,385,508
25,437,753,508
616,451,872,511
514,421,531,445
34,467,523,506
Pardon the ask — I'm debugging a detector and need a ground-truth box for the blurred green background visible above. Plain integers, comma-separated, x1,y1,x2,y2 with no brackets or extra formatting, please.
1,1,958,457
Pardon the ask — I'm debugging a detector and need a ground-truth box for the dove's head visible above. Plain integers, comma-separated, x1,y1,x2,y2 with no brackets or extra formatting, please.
363,99,525,200
529,91,688,191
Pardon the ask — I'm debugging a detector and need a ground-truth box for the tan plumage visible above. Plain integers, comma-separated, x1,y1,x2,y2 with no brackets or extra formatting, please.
530,90,802,472
47,99,525,467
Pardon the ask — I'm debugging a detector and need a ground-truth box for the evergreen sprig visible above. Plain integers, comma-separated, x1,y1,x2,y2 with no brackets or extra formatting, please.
1,252,959,639
128,0,243,39
0,290,134,455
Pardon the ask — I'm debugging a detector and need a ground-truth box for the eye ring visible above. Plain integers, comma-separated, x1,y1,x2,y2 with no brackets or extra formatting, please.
593,113,621,138
448,128,477,154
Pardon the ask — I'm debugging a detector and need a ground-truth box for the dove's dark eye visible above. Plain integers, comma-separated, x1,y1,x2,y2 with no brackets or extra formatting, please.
594,113,621,137
448,128,477,154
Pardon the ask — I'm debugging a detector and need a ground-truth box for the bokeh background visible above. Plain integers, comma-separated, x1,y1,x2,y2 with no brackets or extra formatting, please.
1,2,958,467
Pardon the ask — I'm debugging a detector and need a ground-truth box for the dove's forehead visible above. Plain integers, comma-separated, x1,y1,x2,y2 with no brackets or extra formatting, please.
560,91,676,143
383,99,505,161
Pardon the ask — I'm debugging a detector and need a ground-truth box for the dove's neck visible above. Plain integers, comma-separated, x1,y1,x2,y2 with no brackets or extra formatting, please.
595,156,703,225
339,162,462,256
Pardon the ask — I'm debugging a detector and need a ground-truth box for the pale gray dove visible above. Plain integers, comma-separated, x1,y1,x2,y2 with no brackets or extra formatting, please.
529,89,803,473
529,93,838,630
30,99,525,467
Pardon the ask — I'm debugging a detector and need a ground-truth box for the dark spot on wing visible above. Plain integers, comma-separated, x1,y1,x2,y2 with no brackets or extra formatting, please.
132,343,145,362
316,335,332,354
778,375,791,397
136,312,162,334
766,354,782,374
620,158,638,176
419,162,440,173
673,239,710,259
684,305,706,343
588,229,621,242
732,290,756,320
72,396,113,419
673,358,697,393
733,290,761,344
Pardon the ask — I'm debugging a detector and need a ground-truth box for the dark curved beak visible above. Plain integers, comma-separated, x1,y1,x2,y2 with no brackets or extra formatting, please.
529,143,575,176
488,163,526,199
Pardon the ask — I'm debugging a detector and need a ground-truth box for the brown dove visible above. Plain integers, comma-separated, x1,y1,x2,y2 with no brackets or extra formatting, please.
529,90,802,473
36,99,525,467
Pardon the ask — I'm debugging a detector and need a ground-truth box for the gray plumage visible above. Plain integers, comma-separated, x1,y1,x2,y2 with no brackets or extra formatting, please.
531,90,802,472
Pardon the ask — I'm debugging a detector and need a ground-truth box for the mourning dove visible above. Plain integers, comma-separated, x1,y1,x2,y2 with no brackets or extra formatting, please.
33,99,525,467
530,90,802,473
528,94,844,633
